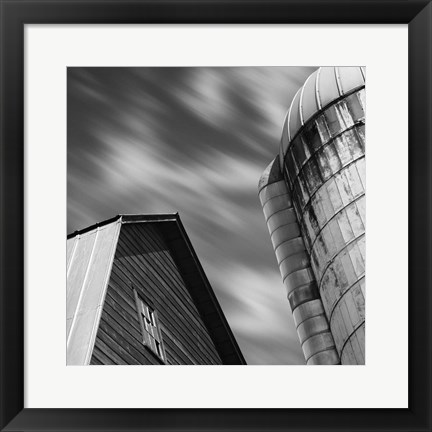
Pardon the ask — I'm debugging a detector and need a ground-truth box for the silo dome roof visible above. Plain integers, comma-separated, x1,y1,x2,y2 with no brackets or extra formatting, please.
281,66,365,156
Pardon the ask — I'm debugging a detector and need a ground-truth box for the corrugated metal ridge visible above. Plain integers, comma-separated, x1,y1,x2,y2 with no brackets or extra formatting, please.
67,213,179,239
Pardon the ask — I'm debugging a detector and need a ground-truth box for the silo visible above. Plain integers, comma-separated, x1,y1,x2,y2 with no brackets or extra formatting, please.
260,67,365,365
281,67,365,364
259,159,340,365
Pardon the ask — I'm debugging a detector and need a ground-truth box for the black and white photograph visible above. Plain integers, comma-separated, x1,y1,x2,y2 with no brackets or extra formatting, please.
3,0,432,428
66,66,366,366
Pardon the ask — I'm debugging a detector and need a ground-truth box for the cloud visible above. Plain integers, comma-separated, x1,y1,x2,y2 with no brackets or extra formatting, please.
67,66,316,364
211,265,304,365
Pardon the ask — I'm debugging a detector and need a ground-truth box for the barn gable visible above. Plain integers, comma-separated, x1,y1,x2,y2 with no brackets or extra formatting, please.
66,214,246,365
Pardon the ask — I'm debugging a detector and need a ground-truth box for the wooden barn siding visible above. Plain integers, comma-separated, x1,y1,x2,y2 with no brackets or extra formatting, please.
161,225,244,365
90,223,222,365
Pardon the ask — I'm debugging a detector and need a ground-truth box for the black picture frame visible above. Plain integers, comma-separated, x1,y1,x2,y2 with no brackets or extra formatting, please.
1,1,431,431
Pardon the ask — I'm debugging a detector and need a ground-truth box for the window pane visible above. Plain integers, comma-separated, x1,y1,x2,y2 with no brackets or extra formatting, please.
143,319,150,332
149,337,157,353
151,324,161,342
156,342,162,357
150,311,156,325
134,291,165,362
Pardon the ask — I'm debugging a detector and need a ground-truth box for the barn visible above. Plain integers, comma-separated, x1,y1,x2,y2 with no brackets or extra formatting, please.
66,213,245,365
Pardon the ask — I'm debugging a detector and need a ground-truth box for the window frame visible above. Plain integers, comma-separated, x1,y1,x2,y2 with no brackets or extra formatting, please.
133,289,166,363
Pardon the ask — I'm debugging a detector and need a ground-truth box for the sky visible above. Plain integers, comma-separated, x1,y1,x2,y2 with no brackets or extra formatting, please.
67,66,316,365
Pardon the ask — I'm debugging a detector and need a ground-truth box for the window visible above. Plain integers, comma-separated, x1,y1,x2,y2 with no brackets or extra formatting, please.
133,290,165,362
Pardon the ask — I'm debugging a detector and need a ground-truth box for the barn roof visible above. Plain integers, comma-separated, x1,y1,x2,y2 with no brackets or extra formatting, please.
67,213,246,365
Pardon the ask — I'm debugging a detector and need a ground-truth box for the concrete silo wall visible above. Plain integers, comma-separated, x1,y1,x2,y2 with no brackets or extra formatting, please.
282,88,366,364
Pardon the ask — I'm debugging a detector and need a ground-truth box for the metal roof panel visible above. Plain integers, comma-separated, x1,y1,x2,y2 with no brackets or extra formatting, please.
66,219,121,365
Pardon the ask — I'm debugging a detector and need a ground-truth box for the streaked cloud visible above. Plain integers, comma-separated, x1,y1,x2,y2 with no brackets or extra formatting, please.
68,66,316,364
